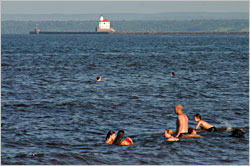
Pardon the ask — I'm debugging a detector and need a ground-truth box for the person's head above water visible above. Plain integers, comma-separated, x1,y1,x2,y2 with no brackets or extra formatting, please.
97,76,102,82
230,129,245,138
188,127,196,134
194,114,201,122
175,104,183,115
106,130,116,141
171,72,175,77
164,129,174,138
113,130,125,145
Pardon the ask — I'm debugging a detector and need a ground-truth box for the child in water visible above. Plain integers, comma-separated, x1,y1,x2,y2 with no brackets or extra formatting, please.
164,129,179,141
194,114,217,132
113,130,133,145
105,130,116,144
181,127,202,139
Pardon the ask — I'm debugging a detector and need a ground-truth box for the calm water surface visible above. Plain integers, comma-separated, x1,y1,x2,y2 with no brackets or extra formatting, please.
1,34,249,165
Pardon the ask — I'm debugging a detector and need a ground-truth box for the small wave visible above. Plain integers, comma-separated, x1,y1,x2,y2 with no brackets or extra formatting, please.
54,153,69,158
1,63,11,67
16,109,29,112
15,153,27,158
13,103,30,107
4,161,25,165
199,92,214,99
49,158,66,165
129,95,140,99
47,142,58,146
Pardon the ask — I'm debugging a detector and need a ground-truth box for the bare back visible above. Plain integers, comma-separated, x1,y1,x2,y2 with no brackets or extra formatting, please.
196,120,213,130
176,113,189,137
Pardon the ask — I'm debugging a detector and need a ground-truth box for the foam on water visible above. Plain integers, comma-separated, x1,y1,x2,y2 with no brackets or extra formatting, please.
221,120,233,131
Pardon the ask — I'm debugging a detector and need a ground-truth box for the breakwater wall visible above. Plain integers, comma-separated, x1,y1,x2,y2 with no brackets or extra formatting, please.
30,31,249,34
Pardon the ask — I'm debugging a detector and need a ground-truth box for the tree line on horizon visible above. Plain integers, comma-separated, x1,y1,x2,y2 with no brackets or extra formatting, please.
2,20,249,34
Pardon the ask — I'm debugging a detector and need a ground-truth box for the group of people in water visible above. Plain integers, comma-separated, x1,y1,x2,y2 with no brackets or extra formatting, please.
105,104,219,145
105,130,134,145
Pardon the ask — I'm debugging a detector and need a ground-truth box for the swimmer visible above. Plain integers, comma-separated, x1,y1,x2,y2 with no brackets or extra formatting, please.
164,129,179,141
194,114,217,132
181,127,202,139
230,129,245,138
97,76,102,82
171,72,175,77
175,104,189,137
113,130,133,145
105,130,116,144
138,75,142,77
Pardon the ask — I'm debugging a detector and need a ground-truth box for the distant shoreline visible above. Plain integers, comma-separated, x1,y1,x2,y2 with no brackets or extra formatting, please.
111,31,249,34
29,31,249,35
3,19,248,34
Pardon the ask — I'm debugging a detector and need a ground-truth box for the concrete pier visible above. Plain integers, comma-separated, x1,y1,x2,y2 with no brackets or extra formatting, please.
30,31,248,34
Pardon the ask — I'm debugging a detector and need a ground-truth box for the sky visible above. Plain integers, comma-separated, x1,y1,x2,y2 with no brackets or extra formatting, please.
1,1,249,14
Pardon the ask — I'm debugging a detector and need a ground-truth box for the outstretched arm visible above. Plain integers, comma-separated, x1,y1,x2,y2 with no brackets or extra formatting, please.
127,137,133,145
195,121,201,130
120,137,133,145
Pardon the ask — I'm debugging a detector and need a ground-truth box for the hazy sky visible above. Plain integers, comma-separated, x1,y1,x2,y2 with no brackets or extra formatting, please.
2,1,249,14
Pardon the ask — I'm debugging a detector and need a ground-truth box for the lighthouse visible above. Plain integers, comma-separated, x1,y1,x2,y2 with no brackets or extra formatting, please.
96,15,115,32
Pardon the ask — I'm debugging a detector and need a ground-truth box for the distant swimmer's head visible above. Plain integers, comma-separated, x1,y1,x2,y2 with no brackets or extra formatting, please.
97,76,102,82
171,72,175,77
113,130,125,145
230,129,245,138
164,129,174,138
188,127,196,134
194,114,201,122
138,75,142,77
175,104,183,114
106,130,116,141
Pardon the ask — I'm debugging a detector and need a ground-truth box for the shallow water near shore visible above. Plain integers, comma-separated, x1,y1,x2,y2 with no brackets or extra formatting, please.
1,34,249,165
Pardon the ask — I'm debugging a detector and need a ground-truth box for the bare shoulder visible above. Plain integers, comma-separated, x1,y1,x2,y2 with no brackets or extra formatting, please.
200,120,209,125
178,114,185,119
200,120,206,123
120,140,130,146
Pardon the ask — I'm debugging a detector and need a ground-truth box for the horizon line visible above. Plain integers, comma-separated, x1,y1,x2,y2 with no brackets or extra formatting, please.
2,11,249,15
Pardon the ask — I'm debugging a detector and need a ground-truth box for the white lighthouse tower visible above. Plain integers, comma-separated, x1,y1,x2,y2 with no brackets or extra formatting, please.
96,15,115,32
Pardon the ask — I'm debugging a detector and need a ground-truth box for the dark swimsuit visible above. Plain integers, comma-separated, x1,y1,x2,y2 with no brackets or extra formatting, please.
179,133,189,137
208,127,217,132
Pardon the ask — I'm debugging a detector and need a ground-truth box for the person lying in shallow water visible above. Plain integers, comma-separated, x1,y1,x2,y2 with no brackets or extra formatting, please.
113,130,133,145
230,129,245,138
105,130,116,144
164,129,179,142
194,113,217,132
180,127,202,139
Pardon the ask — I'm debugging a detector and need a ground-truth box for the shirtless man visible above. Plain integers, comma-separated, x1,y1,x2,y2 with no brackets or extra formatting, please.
175,104,189,137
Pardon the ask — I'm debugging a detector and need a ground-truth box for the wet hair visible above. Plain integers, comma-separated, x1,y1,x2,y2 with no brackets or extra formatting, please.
113,130,124,145
194,114,201,120
188,127,194,134
230,129,245,138
106,130,115,140
165,129,174,135
97,76,101,81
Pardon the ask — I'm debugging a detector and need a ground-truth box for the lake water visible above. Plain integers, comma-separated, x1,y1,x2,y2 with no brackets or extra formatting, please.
1,34,249,165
